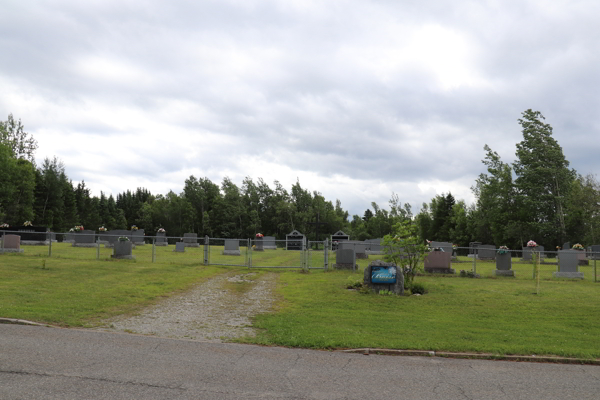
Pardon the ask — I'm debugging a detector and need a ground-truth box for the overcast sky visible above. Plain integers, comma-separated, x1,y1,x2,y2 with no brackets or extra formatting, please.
2,0,599,217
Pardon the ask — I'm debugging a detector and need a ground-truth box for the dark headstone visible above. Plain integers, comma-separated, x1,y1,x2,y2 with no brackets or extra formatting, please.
590,245,600,260
131,229,145,245
424,251,454,274
72,230,97,247
494,252,513,276
334,248,357,270
554,250,584,278
286,230,304,250
469,242,481,256
331,230,350,250
478,244,496,260
363,260,404,294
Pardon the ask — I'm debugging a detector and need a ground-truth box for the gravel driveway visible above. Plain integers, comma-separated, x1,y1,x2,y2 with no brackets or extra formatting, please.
93,271,277,342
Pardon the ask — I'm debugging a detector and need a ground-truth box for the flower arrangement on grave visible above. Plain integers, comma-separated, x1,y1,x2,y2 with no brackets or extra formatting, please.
23,221,33,226
0,223,9,228
157,228,166,233
556,246,561,250
131,225,138,231
527,240,537,247
572,243,584,250
69,225,84,232
98,226,106,232
497,245,510,255
255,233,263,238
118,236,130,242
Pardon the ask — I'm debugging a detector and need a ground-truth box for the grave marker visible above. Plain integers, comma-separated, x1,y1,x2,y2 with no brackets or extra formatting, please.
424,250,454,274
554,250,584,279
286,230,304,250
223,239,241,256
0,234,24,253
183,233,199,247
333,248,357,270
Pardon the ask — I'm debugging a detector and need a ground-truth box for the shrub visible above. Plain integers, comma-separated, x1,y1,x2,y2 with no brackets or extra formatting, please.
410,282,427,295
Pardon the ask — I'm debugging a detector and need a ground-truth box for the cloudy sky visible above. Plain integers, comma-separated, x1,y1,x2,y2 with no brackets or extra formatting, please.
2,0,599,217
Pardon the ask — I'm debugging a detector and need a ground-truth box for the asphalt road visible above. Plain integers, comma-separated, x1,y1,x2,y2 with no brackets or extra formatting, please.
1,324,599,399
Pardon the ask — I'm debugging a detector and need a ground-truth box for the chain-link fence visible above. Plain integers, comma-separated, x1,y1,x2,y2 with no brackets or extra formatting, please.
1,231,598,280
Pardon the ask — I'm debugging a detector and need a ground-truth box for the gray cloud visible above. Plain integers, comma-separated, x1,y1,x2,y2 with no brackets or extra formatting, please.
2,0,599,217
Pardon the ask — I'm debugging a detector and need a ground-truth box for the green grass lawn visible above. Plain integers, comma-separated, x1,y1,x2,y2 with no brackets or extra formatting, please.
1,244,599,358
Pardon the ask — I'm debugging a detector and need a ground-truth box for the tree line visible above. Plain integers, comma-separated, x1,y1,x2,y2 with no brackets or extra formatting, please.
1,110,600,249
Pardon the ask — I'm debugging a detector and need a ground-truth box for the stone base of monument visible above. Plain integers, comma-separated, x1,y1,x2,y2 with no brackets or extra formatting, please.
0,248,24,253
424,267,456,274
355,252,368,259
222,250,241,256
363,261,404,294
494,270,515,277
20,240,49,246
553,272,584,279
578,259,589,266
333,263,358,270
72,243,99,248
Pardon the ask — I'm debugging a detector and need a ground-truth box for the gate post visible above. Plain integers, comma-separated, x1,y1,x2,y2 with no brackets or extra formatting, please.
204,235,209,265
324,238,328,271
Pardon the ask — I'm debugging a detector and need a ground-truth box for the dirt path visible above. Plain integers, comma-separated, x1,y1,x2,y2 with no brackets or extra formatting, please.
93,272,277,342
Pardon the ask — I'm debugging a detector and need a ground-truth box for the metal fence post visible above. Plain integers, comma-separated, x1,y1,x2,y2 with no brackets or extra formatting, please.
203,235,209,265
152,238,156,263
96,239,100,260
324,238,329,271
472,246,476,274
595,258,597,283
48,234,52,257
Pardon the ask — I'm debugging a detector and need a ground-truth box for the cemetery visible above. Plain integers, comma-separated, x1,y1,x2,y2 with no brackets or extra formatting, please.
2,228,600,361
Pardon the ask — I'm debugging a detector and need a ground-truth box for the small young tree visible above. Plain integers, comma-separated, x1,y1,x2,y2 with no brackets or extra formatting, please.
382,220,429,289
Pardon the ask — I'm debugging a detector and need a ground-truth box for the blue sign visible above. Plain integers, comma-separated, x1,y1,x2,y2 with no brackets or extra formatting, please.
371,266,397,284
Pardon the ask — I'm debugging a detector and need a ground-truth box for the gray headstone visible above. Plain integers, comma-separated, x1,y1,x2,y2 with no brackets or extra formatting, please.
522,247,532,261
174,242,185,252
263,236,277,250
183,233,199,247
554,250,584,278
105,230,131,247
72,230,96,247
365,238,384,254
132,229,145,245
478,244,496,260
223,239,241,256
111,240,135,259
562,242,570,251
155,232,168,246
